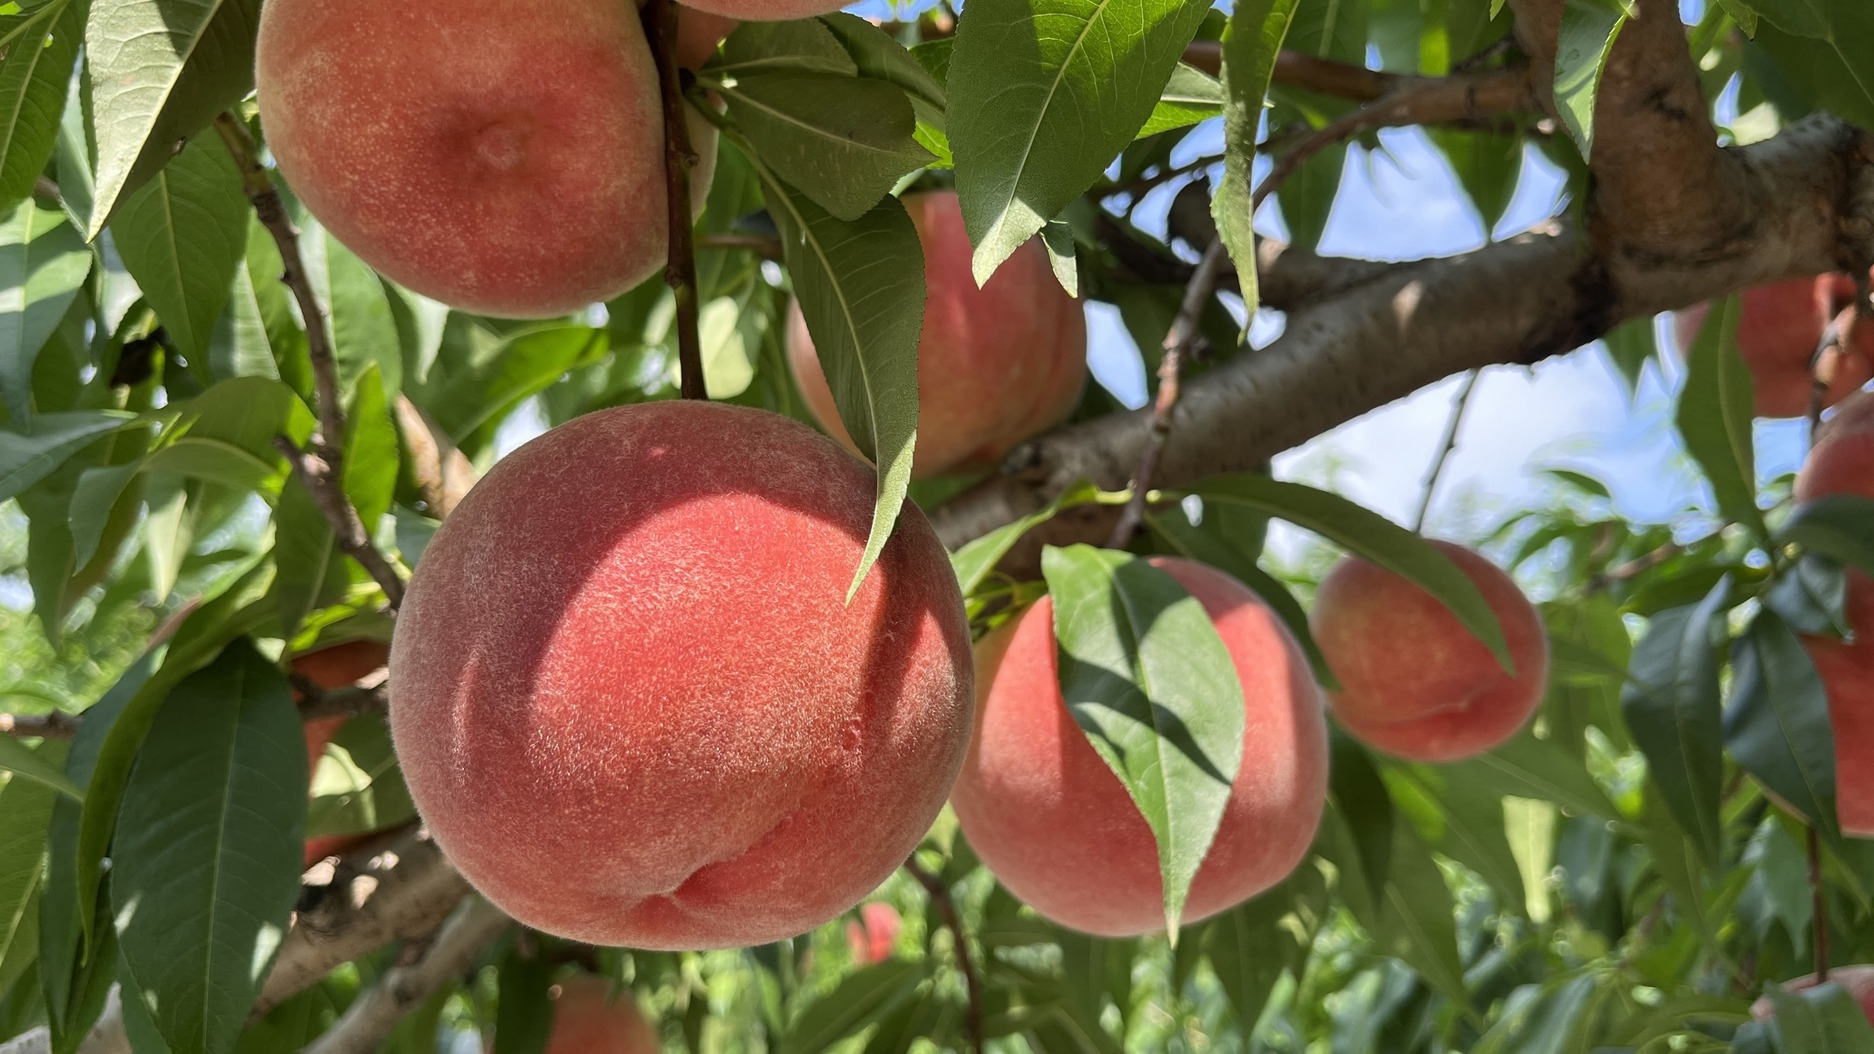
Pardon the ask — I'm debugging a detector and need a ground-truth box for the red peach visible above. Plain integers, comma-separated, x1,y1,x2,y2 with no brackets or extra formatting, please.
256,0,717,319
1309,542,1550,764
1675,275,1874,419
950,557,1329,937
786,190,1088,479
388,402,973,949
845,902,901,964
1750,965,1874,1025
496,975,659,1054
1797,388,1874,503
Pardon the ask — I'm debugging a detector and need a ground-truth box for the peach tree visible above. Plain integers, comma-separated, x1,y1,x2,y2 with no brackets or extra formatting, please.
0,0,1873,1052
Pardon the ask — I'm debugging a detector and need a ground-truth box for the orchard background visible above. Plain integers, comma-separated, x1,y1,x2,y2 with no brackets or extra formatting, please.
2,0,1874,1051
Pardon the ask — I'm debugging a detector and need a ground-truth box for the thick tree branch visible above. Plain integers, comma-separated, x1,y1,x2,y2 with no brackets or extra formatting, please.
297,683,389,724
932,116,1874,551
1182,42,1540,125
303,898,510,1054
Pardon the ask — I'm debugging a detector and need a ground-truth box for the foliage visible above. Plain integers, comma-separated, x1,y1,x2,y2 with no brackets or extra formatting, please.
0,0,1871,1053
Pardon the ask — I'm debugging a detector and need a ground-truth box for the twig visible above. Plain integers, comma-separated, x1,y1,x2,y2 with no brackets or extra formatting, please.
697,233,783,258
1412,369,1482,533
1106,239,1230,549
303,897,510,1054
297,683,389,724
216,113,408,609
1808,302,1857,441
1810,826,1830,983
1585,541,1683,593
644,0,706,402
0,711,80,740
273,437,408,609
903,856,984,1054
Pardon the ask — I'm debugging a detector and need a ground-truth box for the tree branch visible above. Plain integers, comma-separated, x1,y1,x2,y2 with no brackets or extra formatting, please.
216,113,408,610
1412,369,1482,534
903,857,984,1054
931,115,1874,552
297,683,388,725
644,0,706,402
1107,239,1229,548
302,898,510,1054
0,711,79,740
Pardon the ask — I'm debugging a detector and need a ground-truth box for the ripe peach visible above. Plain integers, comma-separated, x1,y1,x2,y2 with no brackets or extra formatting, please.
256,0,718,319
389,401,973,949
675,6,738,69
786,190,1087,479
530,976,659,1054
1750,965,1874,1025
1793,400,1874,838
950,558,1328,937
292,641,390,866
1675,275,1874,419
1309,542,1550,764
845,902,901,964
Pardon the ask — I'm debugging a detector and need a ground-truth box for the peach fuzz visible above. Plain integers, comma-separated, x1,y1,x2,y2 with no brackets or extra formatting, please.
1792,390,1874,838
950,557,1328,938
1676,275,1874,419
786,190,1087,479
256,0,717,319
1750,965,1874,1025
291,640,390,866
1309,541,1550,764
388,401,973,949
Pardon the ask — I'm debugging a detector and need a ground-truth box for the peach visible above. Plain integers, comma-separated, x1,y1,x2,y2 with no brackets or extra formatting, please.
524,975,659,1054
674,6,738,69
291,641,390,866
1675,275,1874,419
1750,965,1874,1025
1793,396,1874,838
949,557,1328,938
256,0,718,319
388,401,973,949
1309,541,1550,764
786,190,1087,479
845,902,901,964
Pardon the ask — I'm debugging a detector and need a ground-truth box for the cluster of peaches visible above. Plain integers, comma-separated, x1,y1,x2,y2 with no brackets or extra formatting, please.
250,0,1873,1038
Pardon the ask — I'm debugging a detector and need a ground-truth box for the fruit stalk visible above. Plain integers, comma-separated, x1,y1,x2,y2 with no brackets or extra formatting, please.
644,0,707,401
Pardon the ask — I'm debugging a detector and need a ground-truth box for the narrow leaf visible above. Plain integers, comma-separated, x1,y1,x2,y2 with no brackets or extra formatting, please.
1553,0,1630,158
1213,0,1299,319
0,1,81,207
0,200,91,419
1621,580,1731,865
1780,494,1874,581
0,735,83,801
1042,544,1246,934
1676,294,1766,537
1726,610,1839,839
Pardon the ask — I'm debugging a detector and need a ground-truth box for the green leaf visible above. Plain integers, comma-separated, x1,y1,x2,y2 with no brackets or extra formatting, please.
1204,879,1309,1030
950,482,1098,596
113,640,304,1054
79,0,261,237
303,224,401,399
715,19,857,77
492,942,554,1054
1042,544,1246,935
780,959,926,1054
1780,494,1874,581
305,715,415,840
1136,62,1223,138
949,0,1213,283
761,176,921,601
0,736,82,802
1213,0,1299,319
1446,729,1621,822
1676,294,1766,538
0,200,91,419
1761,980,1874,1052
710,70,932,222
107,133,247,369
1383,761,1526,913
144,376,315,491
1601,316,1660,394
0,743,62,985
1553,0,1630,158
1621,581,1732,866
1181,474,1511,668
1143,508,1336,689
1433,128,1524,236
1750,13,1874,132
0,411,137,503
417,325,607,454
816,12,950,165
1726,610,1839,839
0,1,81,207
